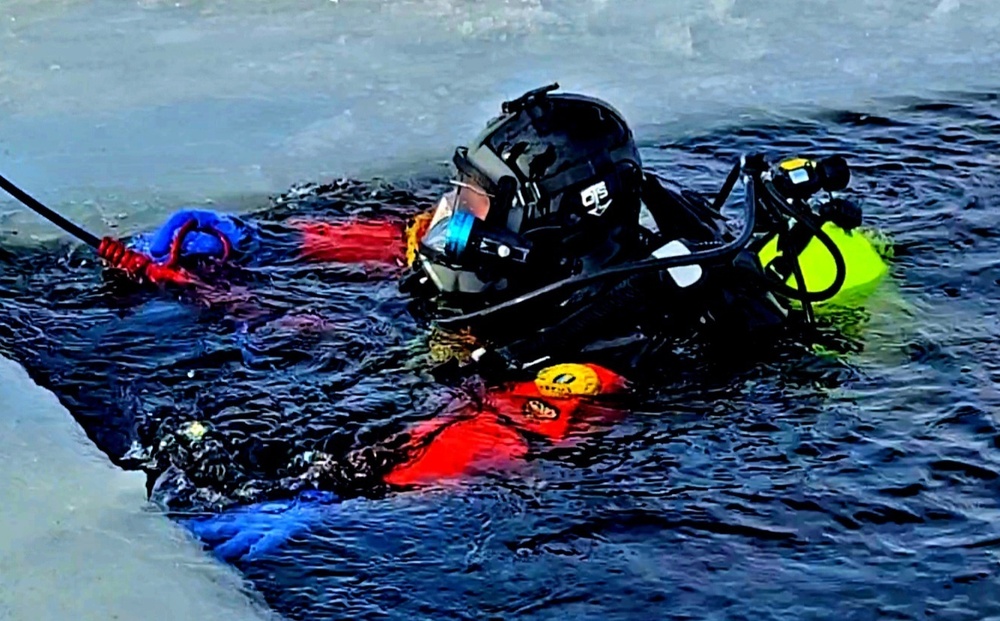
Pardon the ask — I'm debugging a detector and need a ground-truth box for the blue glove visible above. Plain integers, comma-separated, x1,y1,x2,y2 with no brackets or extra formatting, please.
180,490,338,562
129,208,255,263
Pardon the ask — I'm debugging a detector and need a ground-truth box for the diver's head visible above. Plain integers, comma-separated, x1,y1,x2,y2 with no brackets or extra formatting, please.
416,83,644,303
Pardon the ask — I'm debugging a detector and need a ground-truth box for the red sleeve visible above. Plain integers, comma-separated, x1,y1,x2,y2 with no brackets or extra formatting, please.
383,409,529,487
383,364,630,488
289,218,407,264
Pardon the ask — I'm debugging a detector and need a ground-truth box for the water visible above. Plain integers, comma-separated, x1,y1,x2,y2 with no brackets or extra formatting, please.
0,0,998,619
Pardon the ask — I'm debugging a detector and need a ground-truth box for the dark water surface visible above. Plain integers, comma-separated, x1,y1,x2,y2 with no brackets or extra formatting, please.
1,94,999,620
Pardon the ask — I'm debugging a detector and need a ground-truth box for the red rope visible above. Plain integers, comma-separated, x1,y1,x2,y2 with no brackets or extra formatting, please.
97,217,232,285
97,236,193,285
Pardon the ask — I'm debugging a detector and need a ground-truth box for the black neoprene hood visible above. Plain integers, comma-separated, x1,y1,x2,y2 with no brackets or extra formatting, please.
452,84,644,237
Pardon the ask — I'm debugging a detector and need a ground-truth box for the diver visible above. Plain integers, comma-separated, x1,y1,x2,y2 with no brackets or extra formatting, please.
96,84,890,559
118,84,880,375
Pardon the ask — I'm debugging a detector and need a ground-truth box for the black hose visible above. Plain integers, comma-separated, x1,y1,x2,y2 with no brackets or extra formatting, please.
758,178,848,303
0,172,101,248
789,254,815,324
711,159,742,213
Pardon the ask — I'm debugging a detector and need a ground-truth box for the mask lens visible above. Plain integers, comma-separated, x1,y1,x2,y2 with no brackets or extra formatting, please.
429,182,491,224
428,190,457,229
452,182,492,221
423,181,493,249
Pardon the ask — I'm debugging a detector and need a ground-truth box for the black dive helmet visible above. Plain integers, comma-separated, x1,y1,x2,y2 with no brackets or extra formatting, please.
416,83,645,300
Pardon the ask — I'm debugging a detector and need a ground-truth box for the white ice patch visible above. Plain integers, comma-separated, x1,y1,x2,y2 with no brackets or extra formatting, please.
0,0,996,216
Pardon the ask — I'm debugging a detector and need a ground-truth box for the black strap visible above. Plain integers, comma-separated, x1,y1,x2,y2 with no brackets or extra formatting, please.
640,174,728,244
535,144,641,197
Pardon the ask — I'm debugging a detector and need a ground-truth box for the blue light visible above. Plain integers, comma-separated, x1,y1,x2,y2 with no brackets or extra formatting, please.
444,211,476,259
